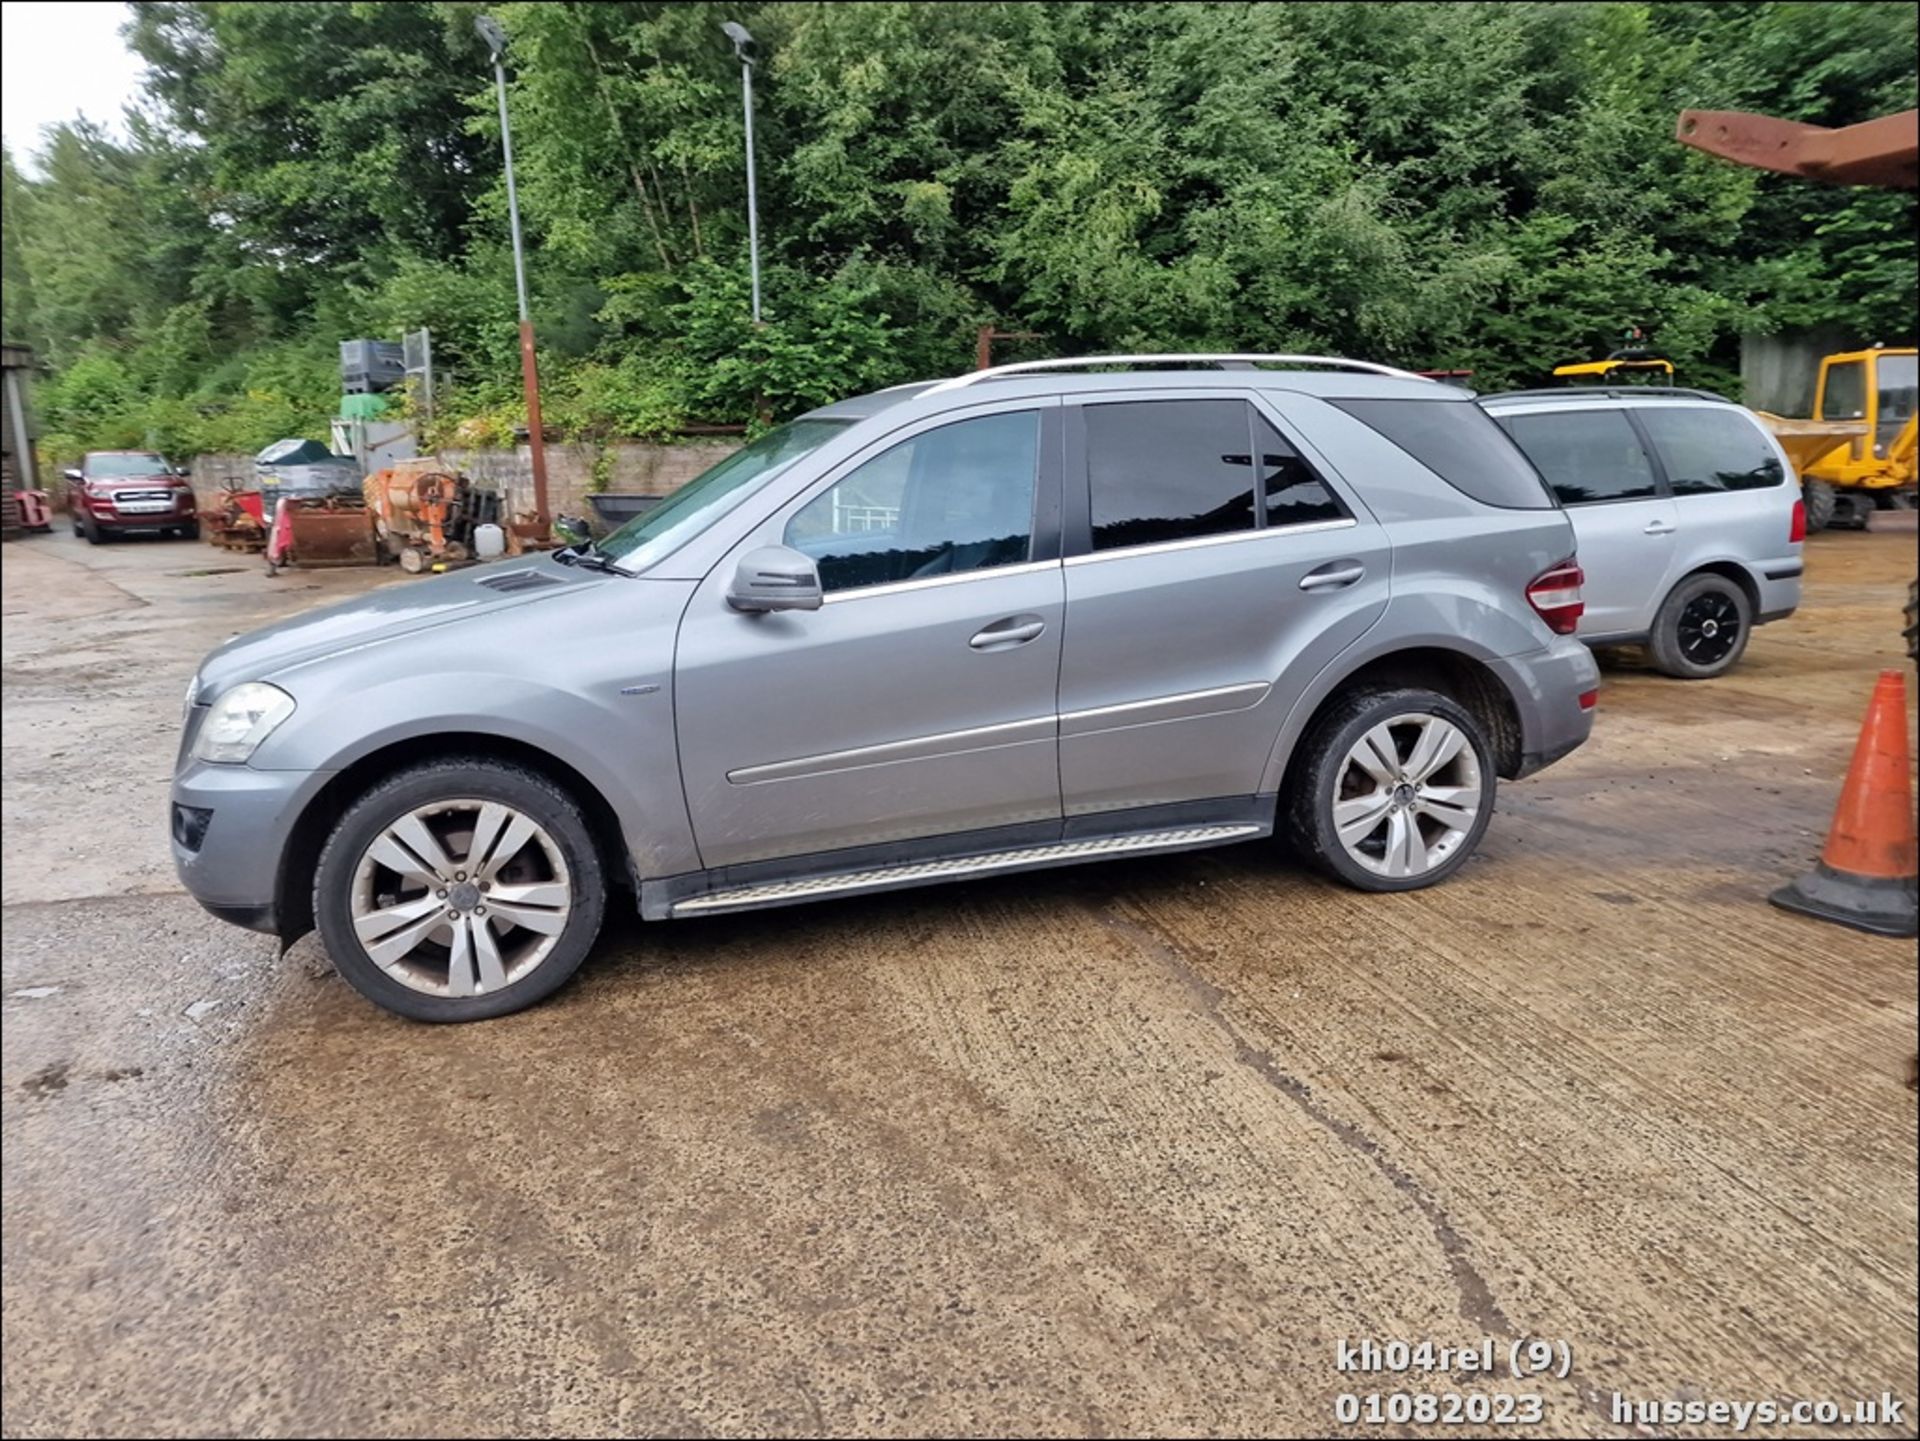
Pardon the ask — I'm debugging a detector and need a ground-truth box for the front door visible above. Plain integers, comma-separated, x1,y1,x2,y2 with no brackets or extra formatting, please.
1497,405,1676,638
1055,394,1393,817
674,402,1065,869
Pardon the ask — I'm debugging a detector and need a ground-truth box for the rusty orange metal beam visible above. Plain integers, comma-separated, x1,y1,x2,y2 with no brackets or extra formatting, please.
1676,108,1918,190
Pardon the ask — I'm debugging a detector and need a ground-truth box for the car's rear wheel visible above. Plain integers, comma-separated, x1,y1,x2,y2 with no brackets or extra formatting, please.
1285,687,1496,892
1649,572,1751,679
313,758,606,1022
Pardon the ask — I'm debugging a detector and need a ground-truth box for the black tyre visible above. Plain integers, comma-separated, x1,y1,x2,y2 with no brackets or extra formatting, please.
174,520,201,541
1284,686,1496,893
80,513,104,545
1802,478,1836,534
1649,572,1751,679
70,510,81,537
313,758,607,1022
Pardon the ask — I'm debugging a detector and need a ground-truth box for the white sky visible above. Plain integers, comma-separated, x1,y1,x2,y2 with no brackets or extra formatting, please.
2,1,147,168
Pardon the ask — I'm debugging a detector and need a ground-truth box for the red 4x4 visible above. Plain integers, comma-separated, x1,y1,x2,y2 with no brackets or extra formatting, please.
65,450,199,544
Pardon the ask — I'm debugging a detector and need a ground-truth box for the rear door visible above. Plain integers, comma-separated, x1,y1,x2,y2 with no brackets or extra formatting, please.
1495,405,1676,639
1055,392,1391,817
1629,403,1797,568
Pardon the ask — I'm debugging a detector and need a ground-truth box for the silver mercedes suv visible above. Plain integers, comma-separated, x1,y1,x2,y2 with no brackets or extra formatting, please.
171,356,1599,1022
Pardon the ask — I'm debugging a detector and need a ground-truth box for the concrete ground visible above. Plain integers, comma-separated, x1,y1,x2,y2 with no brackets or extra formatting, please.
3,525,1915,1438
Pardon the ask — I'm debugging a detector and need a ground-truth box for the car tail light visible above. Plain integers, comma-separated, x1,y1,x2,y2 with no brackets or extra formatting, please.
1789,499,1806,544
1578,689,1598,711
1527,558,1585,635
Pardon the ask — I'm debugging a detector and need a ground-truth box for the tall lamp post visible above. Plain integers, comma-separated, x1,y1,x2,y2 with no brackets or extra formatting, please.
476,14,549,523
721,21,763,324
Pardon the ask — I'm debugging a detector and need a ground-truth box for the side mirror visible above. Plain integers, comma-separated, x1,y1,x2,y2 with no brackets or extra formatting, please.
63,468,83,482
175,465,192,478
727,544,823,613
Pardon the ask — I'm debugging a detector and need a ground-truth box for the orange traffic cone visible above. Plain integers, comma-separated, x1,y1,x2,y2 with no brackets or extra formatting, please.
1770,669,1918,938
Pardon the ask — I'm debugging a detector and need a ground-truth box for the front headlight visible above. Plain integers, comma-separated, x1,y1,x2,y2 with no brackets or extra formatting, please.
191,682,295,764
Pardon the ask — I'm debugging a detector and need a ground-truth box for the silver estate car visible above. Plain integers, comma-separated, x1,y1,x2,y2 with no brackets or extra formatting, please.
172,356,1600,1022
1480,388,1804,678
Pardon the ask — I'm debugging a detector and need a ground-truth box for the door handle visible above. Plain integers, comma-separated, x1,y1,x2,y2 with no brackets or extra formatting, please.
1643,520,1675,535
969,616,1045,650
1299,561,1365,592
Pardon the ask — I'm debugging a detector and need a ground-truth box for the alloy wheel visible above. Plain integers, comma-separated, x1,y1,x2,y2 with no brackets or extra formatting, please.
349,799,572,998
1676,591,1742,667
1332,713,1485,879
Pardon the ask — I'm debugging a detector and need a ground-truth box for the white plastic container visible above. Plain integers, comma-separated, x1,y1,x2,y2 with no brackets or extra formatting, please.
474,522,506,560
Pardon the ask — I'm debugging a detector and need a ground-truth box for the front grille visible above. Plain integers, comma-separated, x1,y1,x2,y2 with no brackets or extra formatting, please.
111,489,181,514
476,569,563,594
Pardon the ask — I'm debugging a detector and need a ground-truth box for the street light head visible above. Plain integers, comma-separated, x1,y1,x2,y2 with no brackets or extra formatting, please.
475,15,508,62
721,21,756,61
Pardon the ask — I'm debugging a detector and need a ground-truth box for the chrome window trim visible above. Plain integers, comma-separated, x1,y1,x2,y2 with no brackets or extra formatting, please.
1065,516,1356,567
819,558,1063,605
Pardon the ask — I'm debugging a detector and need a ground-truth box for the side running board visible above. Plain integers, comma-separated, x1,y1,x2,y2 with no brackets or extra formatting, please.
668,823,1265,918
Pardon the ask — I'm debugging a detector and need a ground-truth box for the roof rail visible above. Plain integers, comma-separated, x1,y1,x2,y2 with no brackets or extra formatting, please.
1481,386,1733,404
922,353,1436,395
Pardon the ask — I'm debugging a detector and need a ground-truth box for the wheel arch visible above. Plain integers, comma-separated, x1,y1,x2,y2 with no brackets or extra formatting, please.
1266,644,1528,805
1668,559,1760,617
273,732,634,943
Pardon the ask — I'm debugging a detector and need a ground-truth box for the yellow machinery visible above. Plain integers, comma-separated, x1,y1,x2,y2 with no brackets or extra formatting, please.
1552,356,1675,384
1755,346,1917,531
1552,328,1676,386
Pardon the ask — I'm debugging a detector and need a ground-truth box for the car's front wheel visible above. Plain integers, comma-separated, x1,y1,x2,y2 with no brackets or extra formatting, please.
313,758,607,1022
1285,687,1497,892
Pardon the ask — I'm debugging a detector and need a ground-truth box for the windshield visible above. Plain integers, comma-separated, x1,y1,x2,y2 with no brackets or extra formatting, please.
596,418,852,570
86,452,171,477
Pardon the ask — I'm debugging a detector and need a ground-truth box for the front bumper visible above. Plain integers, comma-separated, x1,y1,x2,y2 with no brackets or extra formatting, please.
171,759,333,936
1493,634,1600,780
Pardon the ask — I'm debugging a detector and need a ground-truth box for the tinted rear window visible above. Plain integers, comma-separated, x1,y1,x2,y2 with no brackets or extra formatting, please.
1332,399,1555,509
1500,409,1660,505
1634,407,1786,495
1086,400,1259,551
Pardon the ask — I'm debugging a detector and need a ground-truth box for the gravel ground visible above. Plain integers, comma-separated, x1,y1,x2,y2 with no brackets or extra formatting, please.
4,525,1915,1437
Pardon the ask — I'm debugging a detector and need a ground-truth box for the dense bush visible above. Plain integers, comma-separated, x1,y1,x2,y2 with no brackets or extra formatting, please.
4,1,1914,459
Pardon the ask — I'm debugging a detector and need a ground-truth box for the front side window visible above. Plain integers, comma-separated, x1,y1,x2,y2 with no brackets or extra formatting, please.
1820,360,1867,421
1500,409,1659,505
786,410,1038,593
1086,400,1258,551
1636,407,1785,495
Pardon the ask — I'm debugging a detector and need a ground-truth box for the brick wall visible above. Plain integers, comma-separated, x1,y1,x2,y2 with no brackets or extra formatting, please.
188,439,742,518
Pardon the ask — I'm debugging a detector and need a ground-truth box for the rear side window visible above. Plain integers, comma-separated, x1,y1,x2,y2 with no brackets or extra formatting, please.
1086,400,1258,550
1636,408,1785,495
1332,398,1554,509
1255,414,1348,527
1500,409,1659,505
